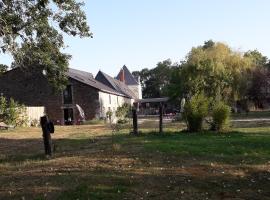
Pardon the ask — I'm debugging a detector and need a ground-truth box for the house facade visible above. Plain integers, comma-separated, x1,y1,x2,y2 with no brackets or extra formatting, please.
0,66,141,125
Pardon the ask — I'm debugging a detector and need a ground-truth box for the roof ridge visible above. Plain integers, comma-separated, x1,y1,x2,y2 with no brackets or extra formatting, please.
96,70,137,99
68,69,124,96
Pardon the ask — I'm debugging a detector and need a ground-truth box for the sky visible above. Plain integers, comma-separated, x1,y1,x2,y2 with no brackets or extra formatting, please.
1,0,270,76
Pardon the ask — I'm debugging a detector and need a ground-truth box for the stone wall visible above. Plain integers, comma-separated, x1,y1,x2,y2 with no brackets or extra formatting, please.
0,68,63,124
0,68,100,125
98,91,131,122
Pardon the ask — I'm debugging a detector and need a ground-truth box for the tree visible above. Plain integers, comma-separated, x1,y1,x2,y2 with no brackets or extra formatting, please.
0,0,92,90
202,39,215,50
170,41,253,105
0,63,8,74
132,59,176,98
247,67,270,109
244,50,268,67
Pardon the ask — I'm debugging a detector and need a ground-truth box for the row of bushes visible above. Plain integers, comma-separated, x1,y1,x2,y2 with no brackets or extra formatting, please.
183,94,231,132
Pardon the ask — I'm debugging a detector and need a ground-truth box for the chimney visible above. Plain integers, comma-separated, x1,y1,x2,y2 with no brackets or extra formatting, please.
119,68,125,83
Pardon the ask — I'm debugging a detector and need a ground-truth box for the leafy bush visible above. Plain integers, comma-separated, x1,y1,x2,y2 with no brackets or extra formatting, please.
211,101,231,131
106,110,113,123
115,103,131,119
117,119,128,124
183,94,209,132
0,96,27,126
115,103,131,125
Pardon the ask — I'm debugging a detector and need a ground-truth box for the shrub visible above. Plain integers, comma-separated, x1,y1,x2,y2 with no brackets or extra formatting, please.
0,96,27,126
106,110,113,124
117,118,128,124
116,103,131,119
212,101,231,131
115,103,131,125
183,94,209,132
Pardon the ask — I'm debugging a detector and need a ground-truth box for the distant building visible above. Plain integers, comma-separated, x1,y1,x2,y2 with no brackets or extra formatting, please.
0,66,142,125
115,65,142,100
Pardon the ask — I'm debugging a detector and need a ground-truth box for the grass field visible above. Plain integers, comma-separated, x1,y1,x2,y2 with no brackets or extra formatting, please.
232,110,270,119
0,123,270,199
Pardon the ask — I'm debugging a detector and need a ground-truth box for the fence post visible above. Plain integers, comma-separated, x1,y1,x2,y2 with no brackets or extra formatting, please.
132,108,138,135
159,103,163,133
40,116,52,156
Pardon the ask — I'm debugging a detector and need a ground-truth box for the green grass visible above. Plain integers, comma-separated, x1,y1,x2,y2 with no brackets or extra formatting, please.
1,124,270,199
140,130,270,164
232,110,270,119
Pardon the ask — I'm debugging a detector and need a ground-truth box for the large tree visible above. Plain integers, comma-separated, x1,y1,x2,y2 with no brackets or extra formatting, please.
0,0,91,90
133,59,176,98
169,41,253,104
244,50,269,108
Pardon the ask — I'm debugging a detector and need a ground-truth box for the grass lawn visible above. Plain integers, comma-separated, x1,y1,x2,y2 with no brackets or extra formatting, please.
0,124,270,199
232,110,270,119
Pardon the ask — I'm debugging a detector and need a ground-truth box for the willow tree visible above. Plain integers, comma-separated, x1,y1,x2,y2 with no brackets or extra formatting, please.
0,0,92,90
170,41,253,104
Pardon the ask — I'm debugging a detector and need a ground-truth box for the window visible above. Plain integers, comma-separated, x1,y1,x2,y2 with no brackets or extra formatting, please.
109,95,111,104
63,85,72,104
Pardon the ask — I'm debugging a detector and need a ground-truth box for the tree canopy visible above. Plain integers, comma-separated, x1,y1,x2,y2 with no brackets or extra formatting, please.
132,59,176,98
169,41,254,104
0,0,92,90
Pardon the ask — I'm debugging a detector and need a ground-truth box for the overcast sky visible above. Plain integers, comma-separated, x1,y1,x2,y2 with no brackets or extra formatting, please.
1,0,270,76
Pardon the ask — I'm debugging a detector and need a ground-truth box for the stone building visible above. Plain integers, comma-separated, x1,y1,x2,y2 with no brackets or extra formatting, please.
0,66,141,125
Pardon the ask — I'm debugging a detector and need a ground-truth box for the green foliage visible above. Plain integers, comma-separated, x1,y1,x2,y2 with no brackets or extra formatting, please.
116,103,130,119
0,64,8,74
247,63,270,109
0,96,27,126
244,50,268,67
169,41,253,104
106,110,113,124
183,94,209,132
0,0,92,90
133,59,177,98
211,101,231,131
106,110,113,118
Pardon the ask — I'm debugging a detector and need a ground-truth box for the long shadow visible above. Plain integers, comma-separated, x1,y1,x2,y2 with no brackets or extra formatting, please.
0,131,270,199
0,129,270,165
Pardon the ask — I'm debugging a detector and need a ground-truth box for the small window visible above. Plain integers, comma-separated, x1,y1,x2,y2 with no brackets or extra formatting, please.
109,95,111,104
63,85,73,104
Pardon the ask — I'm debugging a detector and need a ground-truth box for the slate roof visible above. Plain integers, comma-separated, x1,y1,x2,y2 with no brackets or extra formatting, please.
116,65,138,85
95,70,137,99
68,68,125,96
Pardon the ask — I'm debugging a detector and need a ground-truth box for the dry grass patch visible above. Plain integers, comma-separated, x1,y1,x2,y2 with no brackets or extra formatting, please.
0,124,270,199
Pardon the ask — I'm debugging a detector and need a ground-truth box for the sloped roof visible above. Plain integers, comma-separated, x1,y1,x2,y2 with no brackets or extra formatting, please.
68,68,125,96
116,65,138,85
95,71,137,99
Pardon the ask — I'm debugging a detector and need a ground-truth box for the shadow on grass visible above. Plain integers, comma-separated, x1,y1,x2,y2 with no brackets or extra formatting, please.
0,129,270,199
1,128,270,165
